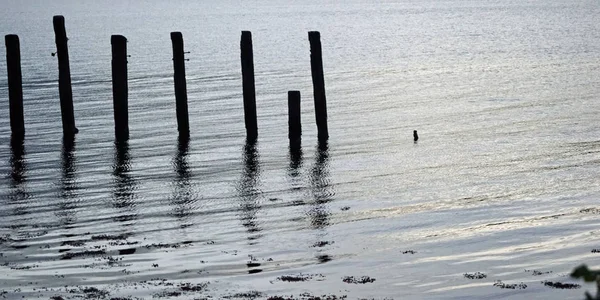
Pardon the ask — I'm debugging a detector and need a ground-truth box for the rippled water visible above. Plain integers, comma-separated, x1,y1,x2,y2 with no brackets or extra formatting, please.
1,0,600,299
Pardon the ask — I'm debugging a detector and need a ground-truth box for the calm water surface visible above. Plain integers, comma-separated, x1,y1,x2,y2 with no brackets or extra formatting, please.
1,0,600,299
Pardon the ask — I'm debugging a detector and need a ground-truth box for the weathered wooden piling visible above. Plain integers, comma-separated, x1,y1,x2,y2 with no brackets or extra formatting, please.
288,91,301,142
5,34,25,137
240,31,258,141
308,31,329,142
170,32,190,137
53,15,78,135
111,35,129,141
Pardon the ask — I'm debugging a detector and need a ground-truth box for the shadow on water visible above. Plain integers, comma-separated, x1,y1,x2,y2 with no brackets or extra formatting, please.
236,139,263,244
8,135,29,217
170,135,196,224
56,135,79,227
112,140,137,224
308,141,334,264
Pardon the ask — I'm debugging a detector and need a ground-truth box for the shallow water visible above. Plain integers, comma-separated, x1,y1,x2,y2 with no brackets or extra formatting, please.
1,0,600,299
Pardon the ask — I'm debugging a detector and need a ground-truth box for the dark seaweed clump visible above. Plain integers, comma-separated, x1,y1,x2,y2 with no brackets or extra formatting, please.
152,282,208,298
60,249,106,260
277,273,325,282
542,281,581,289
464,272,487,279
580,208,600,214
65,286,111,298
493,281,527,289
178,282,207,292
311,241,334,248
91,234,129,241
342,276,376,284
153,290,182,298
223,291,264,299
267,293,347,300
525,269,552,276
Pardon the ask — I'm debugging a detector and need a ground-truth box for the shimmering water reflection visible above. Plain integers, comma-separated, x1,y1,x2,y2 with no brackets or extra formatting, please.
1,0,600,299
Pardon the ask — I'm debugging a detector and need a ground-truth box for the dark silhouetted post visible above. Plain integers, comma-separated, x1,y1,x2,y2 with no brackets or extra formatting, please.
170,32,190,137
308,31,329,142
5,35,25,137
288,91,301,143
240,31,258,141
53,15,78,135
111,35,129,141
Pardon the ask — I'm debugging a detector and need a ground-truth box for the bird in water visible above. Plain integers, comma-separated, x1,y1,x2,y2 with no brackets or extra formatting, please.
413,130,419,142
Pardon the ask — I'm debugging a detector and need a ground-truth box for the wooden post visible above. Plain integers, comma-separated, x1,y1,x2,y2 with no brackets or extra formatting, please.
308,31,329,142
288,90,301,143
240,31,258,141
111,35,129,141
170,32,190,137
5,34,25,137
53,15,78,135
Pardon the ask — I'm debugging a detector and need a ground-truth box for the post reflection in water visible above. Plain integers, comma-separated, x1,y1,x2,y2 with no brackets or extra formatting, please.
309,141,333,227
8,136,29,217
57,136,79,227
236,139,263,243
170,136,196,224
308,141,334,264
288,141,303,179
112,140,137,224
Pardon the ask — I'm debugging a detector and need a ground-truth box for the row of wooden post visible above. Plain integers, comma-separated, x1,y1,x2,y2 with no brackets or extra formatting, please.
4,16,329,144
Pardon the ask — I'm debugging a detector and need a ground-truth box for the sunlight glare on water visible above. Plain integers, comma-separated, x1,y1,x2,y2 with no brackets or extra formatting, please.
1,0,600,299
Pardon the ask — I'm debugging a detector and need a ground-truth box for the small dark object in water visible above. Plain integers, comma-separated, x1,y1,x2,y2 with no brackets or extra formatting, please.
413,130,419,142
317,254,332,263
118,248,136,255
